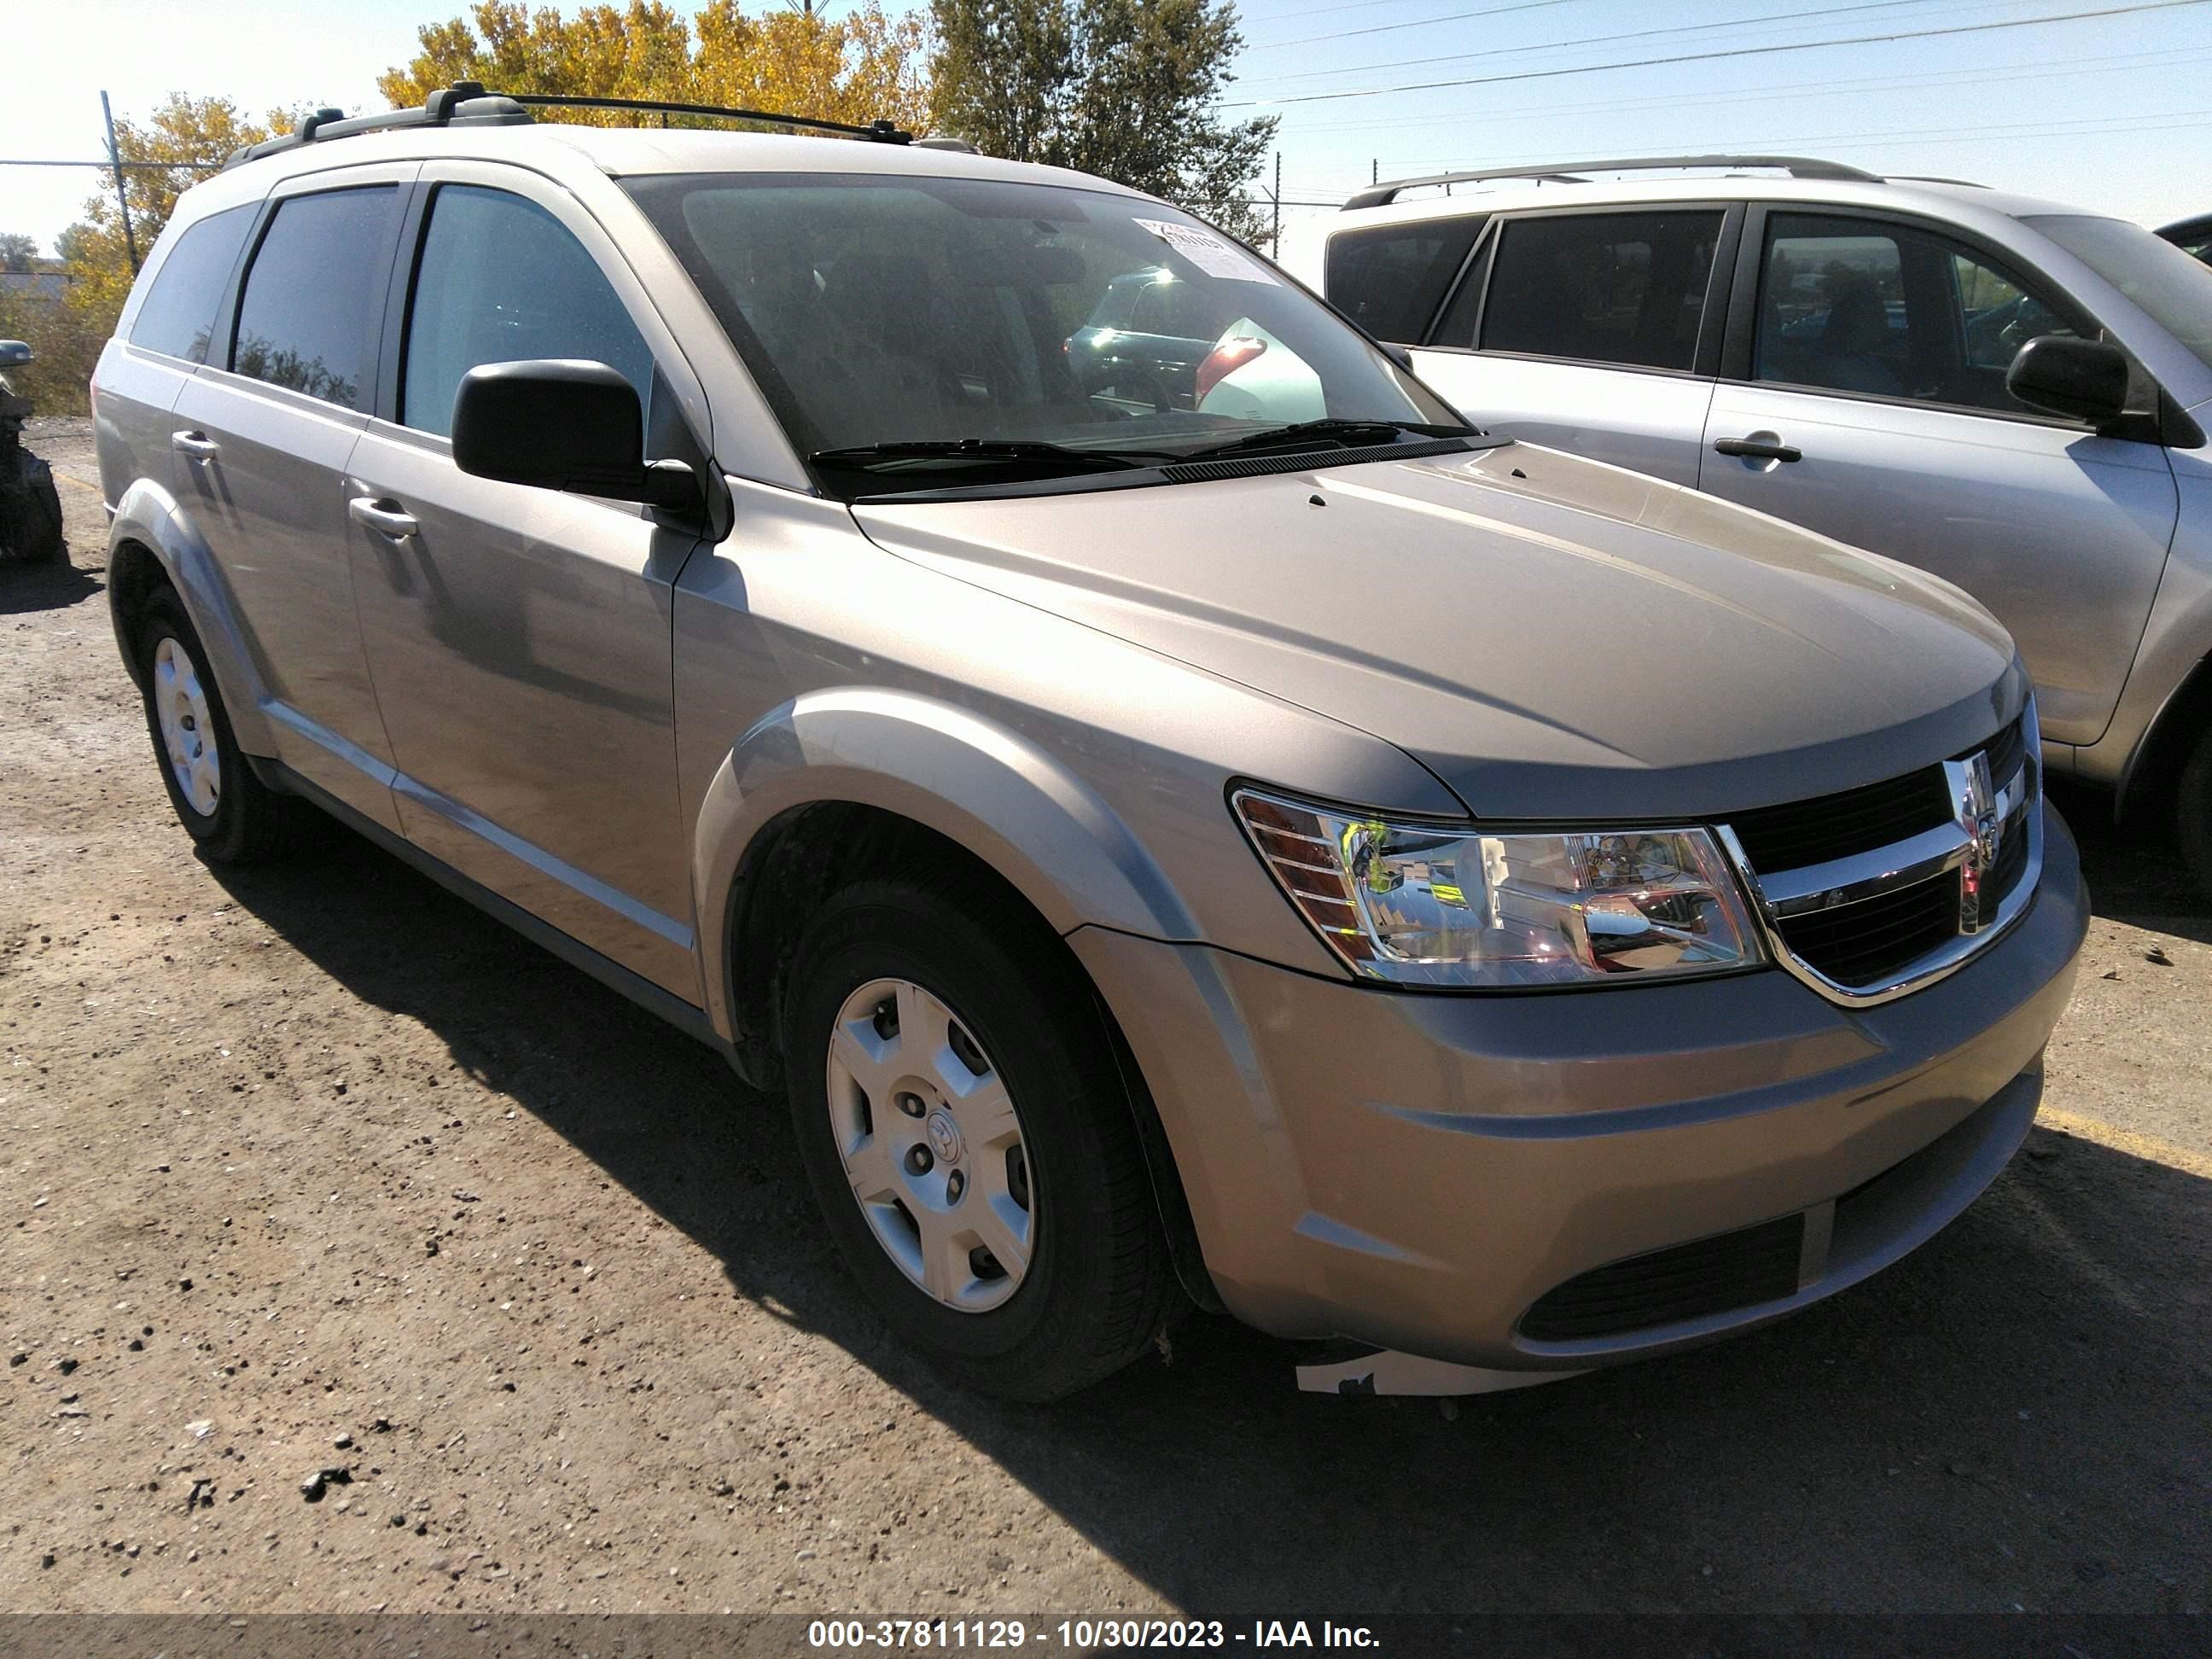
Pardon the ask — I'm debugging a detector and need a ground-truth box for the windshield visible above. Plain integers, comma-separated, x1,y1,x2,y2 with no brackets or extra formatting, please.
621,172,1470,495
2027,213,2212,377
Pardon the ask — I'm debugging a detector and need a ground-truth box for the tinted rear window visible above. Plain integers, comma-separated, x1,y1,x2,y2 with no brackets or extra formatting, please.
231,186,403,409
1479,211,1723,372
130,205,254,364
1324,217,1484,344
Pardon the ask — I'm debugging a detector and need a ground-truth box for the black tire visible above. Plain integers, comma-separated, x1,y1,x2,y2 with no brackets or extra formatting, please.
0,451,64,564
783,873,1178,1402
2177,722,2212,894
132,586,311,864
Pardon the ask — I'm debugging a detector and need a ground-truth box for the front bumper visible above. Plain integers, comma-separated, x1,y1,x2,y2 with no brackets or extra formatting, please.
1072,804,2088,1370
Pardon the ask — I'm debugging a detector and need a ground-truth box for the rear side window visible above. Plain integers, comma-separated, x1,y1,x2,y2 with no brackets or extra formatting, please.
399,185,652,438
1477,211,1723,371
231,186,403,410
130,205,254,364
1324,217,1484,344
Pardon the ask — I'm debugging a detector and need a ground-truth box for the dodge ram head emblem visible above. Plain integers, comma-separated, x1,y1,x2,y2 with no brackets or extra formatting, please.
1949,750,2002,934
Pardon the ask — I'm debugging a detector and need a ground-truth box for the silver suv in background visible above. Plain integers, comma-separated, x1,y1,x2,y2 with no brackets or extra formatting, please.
1285,156,2212,884
94,98,2083,1400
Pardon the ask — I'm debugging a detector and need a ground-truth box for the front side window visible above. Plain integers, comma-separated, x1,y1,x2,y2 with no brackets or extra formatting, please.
400,185,653,438
231,186,402,410
1754,213,2084,417
131,205,255,364
622,172,1466,498
1476,211,1722,371
1324,217,1485,345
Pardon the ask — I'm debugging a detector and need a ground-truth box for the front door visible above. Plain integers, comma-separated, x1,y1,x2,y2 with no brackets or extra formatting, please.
1412,206,1734,486
1698,208,2179,748
344,169,710,997
168,173,414,829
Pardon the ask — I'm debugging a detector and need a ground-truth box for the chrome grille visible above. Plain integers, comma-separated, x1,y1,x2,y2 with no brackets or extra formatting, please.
1718,703,2042,1006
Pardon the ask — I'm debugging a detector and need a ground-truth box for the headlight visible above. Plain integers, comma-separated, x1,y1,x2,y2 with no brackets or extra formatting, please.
1232,789,1762,989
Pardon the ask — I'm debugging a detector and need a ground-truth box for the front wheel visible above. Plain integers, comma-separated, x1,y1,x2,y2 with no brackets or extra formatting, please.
783,875,1176,1401
0,450,64,563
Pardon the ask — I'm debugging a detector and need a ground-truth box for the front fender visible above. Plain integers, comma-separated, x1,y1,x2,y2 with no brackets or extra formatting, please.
691,685,1202,1045
108,475,277,756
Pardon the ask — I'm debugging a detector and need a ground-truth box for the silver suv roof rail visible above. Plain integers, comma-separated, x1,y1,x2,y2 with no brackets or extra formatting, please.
1343,154,1881,211
224,80,914,170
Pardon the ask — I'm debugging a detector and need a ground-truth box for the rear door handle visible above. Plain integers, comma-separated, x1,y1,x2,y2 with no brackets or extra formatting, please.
1713,437,1802,463
347,497,419,540
171,430,220,459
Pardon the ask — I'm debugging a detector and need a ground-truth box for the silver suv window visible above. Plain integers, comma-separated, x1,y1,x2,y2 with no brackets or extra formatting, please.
622,172,1464,494
130,204,254,364
1753,213,2083,418
400,185,653,438
232,186,404,410
1466,210,1722,371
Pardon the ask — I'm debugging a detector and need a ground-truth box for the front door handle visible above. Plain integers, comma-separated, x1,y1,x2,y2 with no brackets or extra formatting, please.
347,496,419,540
171,429,220,459
1713,436,1802,463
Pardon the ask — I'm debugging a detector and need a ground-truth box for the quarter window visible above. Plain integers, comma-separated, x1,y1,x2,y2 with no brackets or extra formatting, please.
1753,213,2082,417
400,185,652,438
1473,211,1722,371
231,187,402,409
1324,217,1485,345
130,205,254,364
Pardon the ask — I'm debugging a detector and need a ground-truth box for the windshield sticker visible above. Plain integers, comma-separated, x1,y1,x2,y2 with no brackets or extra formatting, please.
1133,218,1281,285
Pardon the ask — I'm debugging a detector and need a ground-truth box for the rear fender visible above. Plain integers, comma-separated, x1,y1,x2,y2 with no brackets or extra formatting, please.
107,476,277,755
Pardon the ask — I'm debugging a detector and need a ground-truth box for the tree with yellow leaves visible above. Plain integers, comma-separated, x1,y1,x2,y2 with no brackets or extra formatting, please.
378,1,933,136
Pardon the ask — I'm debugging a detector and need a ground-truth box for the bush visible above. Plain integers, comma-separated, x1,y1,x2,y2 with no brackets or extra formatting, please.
0,284,106,417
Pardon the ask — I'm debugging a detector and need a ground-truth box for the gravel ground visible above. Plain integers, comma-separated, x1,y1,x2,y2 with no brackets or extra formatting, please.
3,416,2207,1618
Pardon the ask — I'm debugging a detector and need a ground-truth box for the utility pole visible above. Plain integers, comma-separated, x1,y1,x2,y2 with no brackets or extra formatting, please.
101,90,140,274
1271,151,1281,253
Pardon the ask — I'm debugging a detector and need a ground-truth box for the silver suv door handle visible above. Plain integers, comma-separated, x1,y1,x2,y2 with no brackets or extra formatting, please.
348,497,419,539
1713,436,1802,463
171,429,220,459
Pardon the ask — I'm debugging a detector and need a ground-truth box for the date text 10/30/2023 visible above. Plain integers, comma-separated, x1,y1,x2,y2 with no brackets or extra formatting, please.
807,1620,1382,1650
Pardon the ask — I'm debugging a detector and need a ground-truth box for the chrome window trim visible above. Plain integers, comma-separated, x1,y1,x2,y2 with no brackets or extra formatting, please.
1715,701,2044,1009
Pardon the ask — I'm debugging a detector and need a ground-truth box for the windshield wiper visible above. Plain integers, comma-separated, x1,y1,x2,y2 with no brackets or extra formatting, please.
811,439,1174,472
1180,418,1456,462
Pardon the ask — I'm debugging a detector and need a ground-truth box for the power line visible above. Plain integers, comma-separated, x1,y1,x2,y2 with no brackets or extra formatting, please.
1224,0,2211,108
1279,42,2211,139
1255,0,1588,50
1248,0,2034,88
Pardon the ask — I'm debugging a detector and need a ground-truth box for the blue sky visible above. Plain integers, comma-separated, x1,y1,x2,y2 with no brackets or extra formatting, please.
4,0,2209,254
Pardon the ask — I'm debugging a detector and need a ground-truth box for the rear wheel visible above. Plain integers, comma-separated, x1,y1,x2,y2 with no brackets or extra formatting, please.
2176,722,2212,892
133,587,310,863
783,875,1176,1400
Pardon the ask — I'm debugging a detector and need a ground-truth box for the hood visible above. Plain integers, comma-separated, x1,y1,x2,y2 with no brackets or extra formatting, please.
852,442,2023,820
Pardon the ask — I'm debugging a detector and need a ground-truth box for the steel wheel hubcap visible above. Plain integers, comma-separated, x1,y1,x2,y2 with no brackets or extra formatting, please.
152,636,219,817
825,977,1033,1313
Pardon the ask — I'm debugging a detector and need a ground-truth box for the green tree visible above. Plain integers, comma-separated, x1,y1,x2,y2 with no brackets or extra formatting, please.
380,1,932,135
0,234,38,275
930,0,1277,243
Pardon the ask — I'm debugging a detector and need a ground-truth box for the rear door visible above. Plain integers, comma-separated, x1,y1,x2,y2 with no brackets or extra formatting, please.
1697,207,2180,748
1411,204,1738,486
168,166,416,830
343,163,713,997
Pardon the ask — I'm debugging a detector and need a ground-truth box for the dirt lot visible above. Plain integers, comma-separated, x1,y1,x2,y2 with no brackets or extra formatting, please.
3,416,2208,1618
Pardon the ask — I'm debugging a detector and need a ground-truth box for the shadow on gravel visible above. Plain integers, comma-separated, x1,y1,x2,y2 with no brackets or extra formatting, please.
0,553,100,614
208,823,2211,1616
2052,782,2212,946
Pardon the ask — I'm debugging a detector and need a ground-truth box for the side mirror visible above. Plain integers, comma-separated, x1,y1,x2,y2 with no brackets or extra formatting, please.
2005,335,2130,430
451,359,699,515
1381,341,1415,372
0,341,32,368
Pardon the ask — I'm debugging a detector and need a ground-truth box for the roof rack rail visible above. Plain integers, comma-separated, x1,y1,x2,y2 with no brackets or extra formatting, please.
1343,154,1880,211
224,80,913,170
